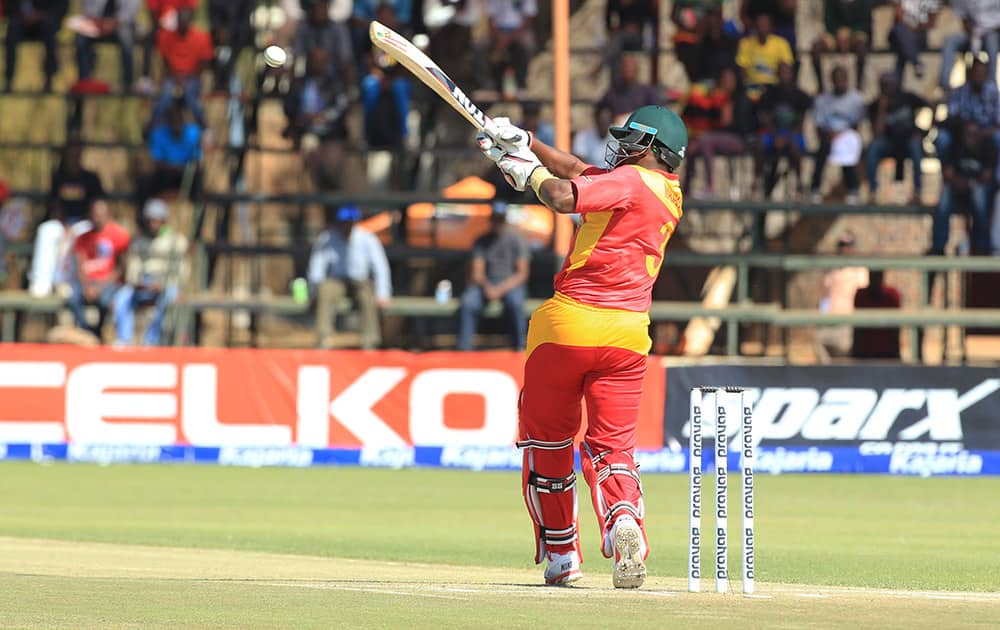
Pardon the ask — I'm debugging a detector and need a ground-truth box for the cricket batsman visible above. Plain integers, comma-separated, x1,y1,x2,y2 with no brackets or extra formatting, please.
477,105,687,588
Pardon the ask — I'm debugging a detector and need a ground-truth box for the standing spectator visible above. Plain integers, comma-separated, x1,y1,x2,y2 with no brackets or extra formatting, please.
866,72,927,204
811,0,874,92
154,7,214,126
682,67,755,197
75,0,142,90
140,0,199,93
208,0,257,89
735,12,794,102
671,0,722,84
756,61,811,199
741,0,797,53
939,0,1000,90
294,0,356,87
815,232,868,363
573,103,614,167
4,0,68,92
284,47,352,190
139,100,202,204
852,270,902,360
112,199,188,346
457,206,529,351
810,65,865,204
485,0,537,93
931,121,995,255
935,59,999,159
686,7,740,85
68,200,131,337
599,0,658,85
599,55,664,120
308,205,392,349
888,0,940,81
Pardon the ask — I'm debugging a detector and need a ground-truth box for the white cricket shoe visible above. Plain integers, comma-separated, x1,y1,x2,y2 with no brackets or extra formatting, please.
610,516,646,589
544,550,583,586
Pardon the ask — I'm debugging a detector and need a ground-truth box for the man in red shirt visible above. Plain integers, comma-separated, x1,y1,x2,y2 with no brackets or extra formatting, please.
852,270,902,360
68,200,131,337
153,7,213,126
479,105,687,588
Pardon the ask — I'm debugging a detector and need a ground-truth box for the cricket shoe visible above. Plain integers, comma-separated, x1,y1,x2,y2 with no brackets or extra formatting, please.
610,516,647,589
544,550,583,586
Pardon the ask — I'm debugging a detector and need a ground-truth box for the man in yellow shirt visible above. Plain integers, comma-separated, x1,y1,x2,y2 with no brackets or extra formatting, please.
736,13,794,102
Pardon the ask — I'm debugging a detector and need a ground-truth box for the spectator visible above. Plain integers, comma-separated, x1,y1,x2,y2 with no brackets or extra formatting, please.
889,0,940,81
810,65,865,204
353,0,414,28
935,59,999,159
208,0,257,89
599,0,658,85
573,103,614,167
682,67,755,198
154,7,214,126
112,199,188,346
741,0,797,53
735,12,794,102
308,205,392,349
139,100,202,204
485,0,537,93
756,61,811,199
283,47,352,190
811,0,873,92
457,206,529,351
140,0,199,92
74,0,141,90
815,232,868,363
931,121,995,255
865,72,927,204
686,7,740,85
294,0,356,87
671,0,721,84
520,101,555,147
362,50,411,190
426,0,488,92
4,0,68,92
599,54,664,120
852,271,902,360
69,200,131,337
939,0,1000,90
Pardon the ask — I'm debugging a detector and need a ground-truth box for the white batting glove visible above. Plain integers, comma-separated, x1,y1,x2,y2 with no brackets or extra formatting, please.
496,147,542,192
477,117,532,163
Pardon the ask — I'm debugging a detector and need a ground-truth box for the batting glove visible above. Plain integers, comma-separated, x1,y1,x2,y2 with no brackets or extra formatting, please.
477,117,532,163
496,147,542,192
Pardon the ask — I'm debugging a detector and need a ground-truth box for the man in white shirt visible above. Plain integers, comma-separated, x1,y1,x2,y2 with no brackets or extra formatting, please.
308,205,392,349
940,0,1000,89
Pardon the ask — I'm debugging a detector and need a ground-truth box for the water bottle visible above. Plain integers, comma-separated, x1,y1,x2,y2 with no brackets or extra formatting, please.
435,280,453,304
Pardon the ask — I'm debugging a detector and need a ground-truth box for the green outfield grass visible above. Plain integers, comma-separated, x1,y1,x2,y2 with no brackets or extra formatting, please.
1,463,998,629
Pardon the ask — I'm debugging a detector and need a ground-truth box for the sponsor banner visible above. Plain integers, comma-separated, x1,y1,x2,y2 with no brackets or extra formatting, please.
2,443,997,475
0,344,665,450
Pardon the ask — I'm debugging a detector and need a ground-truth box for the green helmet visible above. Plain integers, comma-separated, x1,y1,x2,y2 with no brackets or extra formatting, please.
606,105,688,170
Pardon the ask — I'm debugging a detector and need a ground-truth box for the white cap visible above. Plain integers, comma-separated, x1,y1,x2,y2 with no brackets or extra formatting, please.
143,198,169,222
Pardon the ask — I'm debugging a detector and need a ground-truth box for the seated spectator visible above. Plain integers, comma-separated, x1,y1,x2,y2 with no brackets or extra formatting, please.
308,205,392,349
865,72,927,205
810,65,865,204
682,67,755,198
295,0,356,86
112,199,188,346
756,62,811,199
208,0,257,89
598,0,658,84
686,7,740,85
69,200,131,337
74,0,141,90
31,140,106,296
939,0,1000,90
4,0,68,92
815,232,868,363
153,7,213,126
931,121,995,255
458,205,529,351
362,51,411,189
811,0,873,92
573,103,614,167
140,0,199,92
520,101,555,147
741,0,797,53
139,100,202,204
671,0,721,84
889,0,940,81
852,271,902,360
934,59,999,159
485,0,537,93
425,0,488,93
735,12,794,102
599,54,664,121
284,47,352,190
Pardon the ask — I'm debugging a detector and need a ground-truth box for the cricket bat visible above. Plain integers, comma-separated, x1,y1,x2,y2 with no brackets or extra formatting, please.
369,20,493,133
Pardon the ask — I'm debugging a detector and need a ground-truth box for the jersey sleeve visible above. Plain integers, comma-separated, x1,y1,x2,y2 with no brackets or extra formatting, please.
571,167,633,215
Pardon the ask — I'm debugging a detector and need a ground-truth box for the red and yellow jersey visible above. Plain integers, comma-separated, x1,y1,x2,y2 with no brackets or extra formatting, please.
552,164,683,313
